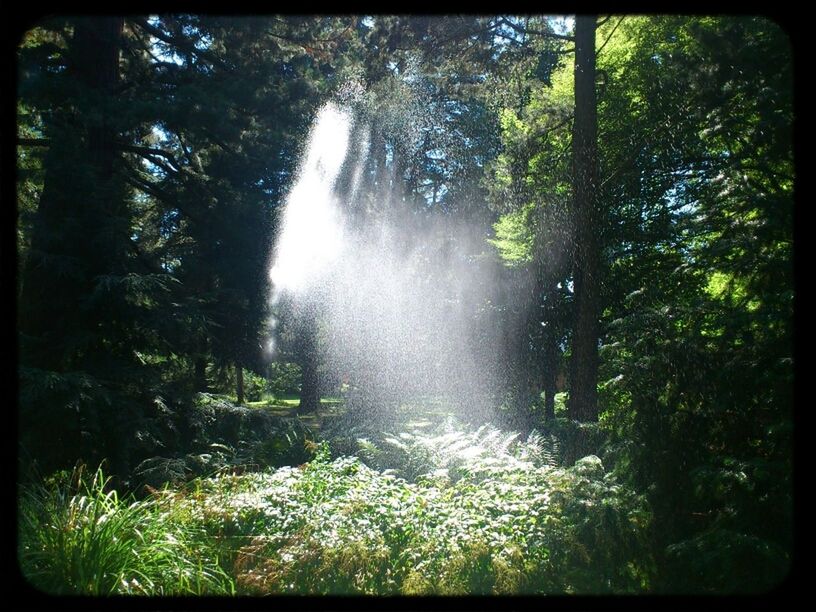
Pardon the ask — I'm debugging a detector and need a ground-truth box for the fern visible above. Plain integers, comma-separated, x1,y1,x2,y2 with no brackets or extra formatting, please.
517,430,560,468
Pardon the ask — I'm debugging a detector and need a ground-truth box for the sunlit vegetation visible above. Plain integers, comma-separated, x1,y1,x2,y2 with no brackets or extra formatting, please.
20,421,652,595
16,14,792,596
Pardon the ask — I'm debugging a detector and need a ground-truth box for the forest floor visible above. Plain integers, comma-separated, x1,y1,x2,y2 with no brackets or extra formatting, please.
245,395,460,436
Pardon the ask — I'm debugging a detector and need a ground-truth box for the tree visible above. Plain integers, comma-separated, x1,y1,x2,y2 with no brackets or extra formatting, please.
594,16,793,591
19,17,126,371
484,20,574,422
485,16,792,590
567,16,600,422
16,15,353,473
17,17,146,476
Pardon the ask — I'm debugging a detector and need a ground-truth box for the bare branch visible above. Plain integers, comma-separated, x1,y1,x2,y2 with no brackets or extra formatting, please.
596,17,626,57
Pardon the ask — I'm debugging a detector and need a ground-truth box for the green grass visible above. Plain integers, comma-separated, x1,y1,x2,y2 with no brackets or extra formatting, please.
18,466,235,595
245,395,345,409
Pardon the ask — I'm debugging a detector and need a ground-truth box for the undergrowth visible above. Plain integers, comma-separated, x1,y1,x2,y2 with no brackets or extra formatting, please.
19,421,653,595
18,465,234,595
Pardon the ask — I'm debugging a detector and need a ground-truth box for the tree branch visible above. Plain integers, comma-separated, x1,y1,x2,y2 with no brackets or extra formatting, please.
17,138,50,148
129,17,233,72
498,16,575,42
533,113,574,145
125,172,205,226
120,144,184,175
127,239,168,275
119,145,182,168
596,16,625,58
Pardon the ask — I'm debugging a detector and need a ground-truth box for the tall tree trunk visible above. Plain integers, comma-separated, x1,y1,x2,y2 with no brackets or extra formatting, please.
195,357,208,392
568,16,601,423
18,17,126,475
542,283,559,421
19,17,125,371
298,315,320,413
236,364,245,404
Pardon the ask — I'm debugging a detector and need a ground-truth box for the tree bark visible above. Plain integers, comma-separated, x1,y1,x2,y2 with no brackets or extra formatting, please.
298,316,321,413
19,17,125,371
18,17,126,476
542,283,559,421
568,16,601,423
236,364,245,404
194,358,208,392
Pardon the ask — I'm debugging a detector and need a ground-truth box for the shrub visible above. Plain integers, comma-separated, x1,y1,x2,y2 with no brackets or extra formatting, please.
267,362,302,397
324,415,560,482
242,370,269,402
20,422,653,596
130,395,317,490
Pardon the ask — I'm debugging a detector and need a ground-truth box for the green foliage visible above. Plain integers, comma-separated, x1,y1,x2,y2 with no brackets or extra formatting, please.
18,465,234,595
593,15,793,593
16,14,793,595
205,366,269,402
18,423,650,596
360,419,562,483
177,421,651,594
243,370,269,403
267,362,302,397
489,204,535,266
130,394,317,490
16,15,339,474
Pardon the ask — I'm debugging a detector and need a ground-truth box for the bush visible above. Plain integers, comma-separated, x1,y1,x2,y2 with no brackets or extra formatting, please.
205,365,269,402
243,370,269,402
131,395,317,490
267,362,302,397
324,416,560,483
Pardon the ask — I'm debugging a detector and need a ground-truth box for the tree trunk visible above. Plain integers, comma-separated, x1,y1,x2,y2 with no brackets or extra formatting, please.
568,16,601,423
298,316,320,413
236,364,245,404
542,283,559,421
19,17,125,371
194,358,208,392
18,17,126,475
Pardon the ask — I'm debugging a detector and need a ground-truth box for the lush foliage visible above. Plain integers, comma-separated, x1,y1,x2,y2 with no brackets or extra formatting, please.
20,425,651,595
485,16,793,592
127,393,317,491
18,466,234,595
266,362,303,397
17,14,793,595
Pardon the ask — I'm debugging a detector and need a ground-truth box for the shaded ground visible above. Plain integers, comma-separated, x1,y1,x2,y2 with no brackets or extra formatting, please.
245,395,461,438
245,396,345,434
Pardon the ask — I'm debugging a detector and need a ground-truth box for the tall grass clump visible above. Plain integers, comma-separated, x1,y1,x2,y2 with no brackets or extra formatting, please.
18,465,234,595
